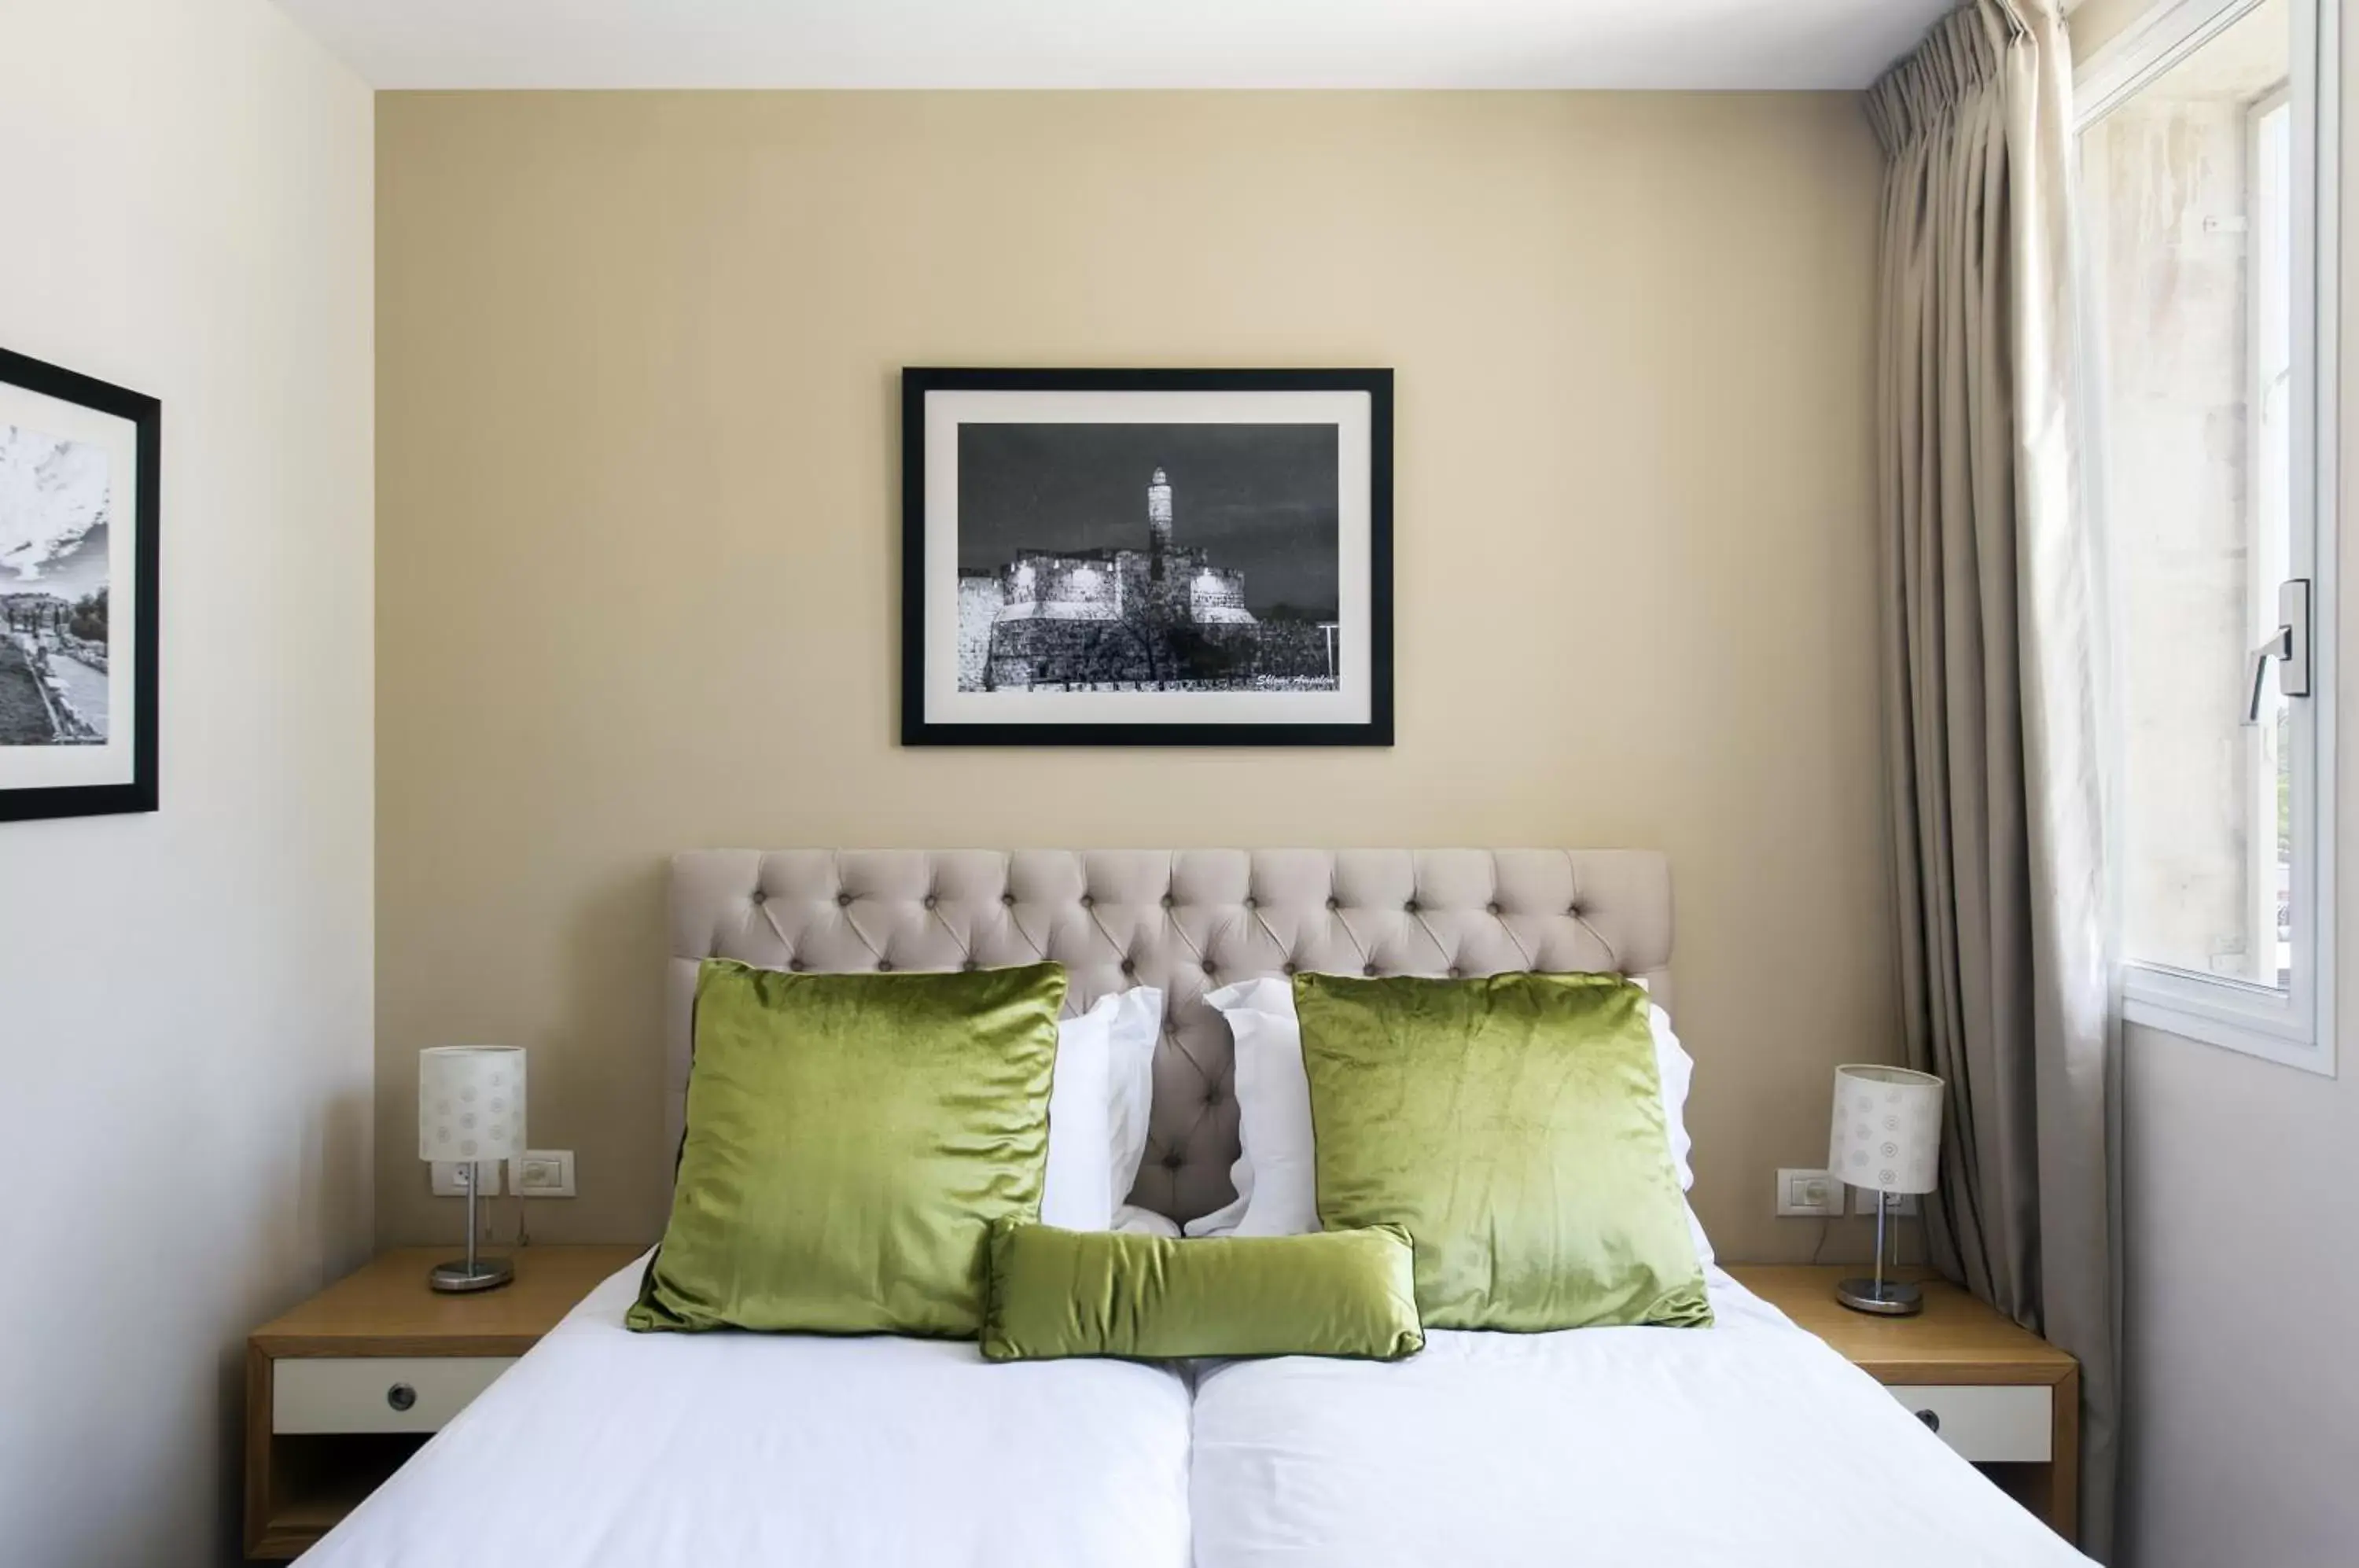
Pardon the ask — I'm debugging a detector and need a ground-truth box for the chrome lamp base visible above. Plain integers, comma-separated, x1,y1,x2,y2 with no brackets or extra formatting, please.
1835,1185,1923,1316
427,1161,513,1294
1835,1275,1923,1316
430,1256,514,1294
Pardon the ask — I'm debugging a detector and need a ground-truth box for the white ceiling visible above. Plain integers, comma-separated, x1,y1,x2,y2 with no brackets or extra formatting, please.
270,0,1954,90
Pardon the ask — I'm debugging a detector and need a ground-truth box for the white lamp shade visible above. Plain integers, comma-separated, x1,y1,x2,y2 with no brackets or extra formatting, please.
1828,1063,1943,1195
418,1047,527,1164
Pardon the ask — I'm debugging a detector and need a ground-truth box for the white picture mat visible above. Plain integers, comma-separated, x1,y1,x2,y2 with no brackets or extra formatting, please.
0,377,140,790
922,388,1372,727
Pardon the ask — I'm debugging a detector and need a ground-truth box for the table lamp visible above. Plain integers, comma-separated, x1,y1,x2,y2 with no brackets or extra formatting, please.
1827,1062,1944,1316
418,1045,526,1293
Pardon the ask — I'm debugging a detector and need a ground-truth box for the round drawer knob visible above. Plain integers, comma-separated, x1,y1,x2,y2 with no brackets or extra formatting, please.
1914,1408,1940,1434
386,1382,418,1413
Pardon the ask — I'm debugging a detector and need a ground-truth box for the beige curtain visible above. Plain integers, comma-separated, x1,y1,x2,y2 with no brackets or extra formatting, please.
1866,2,2118,1558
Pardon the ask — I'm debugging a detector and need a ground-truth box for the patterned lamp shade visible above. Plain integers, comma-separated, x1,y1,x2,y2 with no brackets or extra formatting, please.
418,1046,527,1165
1827,1063,1943,1196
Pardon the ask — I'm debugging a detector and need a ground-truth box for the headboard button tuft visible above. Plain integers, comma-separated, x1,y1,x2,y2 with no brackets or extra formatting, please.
836,893,852,908
1486,901,1502,916
1363,963,1378,976
876,960,893,973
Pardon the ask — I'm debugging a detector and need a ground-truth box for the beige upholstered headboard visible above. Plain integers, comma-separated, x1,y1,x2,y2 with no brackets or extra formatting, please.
669,848,1673,1225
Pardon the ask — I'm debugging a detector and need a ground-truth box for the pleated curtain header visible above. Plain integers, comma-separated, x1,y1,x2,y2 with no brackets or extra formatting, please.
1865,2,2034,158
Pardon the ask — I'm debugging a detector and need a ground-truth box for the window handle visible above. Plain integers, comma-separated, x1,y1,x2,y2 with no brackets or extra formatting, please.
2246,579,2312,725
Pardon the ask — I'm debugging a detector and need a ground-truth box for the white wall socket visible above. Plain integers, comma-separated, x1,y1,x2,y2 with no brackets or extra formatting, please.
511,1149,576,1198
430,1161,502,1198
1853,1187,1920,1217
1775,1167,1841,1216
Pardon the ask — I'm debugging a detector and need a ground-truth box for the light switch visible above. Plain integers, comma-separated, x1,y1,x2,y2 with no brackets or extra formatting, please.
1775,1167,1840,1217
511,1148,576,1198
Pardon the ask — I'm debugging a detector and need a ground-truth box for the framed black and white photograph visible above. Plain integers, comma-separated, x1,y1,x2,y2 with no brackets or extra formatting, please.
902,367,1391,745
0,347,160,820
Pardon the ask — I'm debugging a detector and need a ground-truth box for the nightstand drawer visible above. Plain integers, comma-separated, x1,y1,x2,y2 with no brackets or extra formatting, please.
1886,1383,2052,1463
273,1355,517,1434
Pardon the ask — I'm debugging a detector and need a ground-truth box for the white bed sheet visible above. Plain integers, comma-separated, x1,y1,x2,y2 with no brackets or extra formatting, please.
301,1253,1193,1568
1190,1266,2093,1568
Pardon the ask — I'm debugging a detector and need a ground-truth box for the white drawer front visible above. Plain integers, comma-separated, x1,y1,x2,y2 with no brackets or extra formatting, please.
273,1356,517,1435
1889,1383,2052,1463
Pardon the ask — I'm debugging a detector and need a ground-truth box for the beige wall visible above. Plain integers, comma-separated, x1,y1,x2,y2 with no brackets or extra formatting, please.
0,2,376,1564
375,90,1894,1263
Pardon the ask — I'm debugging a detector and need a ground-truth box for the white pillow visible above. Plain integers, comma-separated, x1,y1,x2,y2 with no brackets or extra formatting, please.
1185,977,1316,1238
1192,975,1714,1265
1101,985,1164,1215
1111,1205,1181,1239
1040,987,1165,1231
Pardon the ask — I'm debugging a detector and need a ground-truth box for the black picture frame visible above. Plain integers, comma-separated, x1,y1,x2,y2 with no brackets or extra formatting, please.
901,366,1393,747
0,346,160,821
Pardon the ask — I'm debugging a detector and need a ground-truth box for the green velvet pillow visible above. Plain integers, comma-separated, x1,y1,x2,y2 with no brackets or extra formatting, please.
981,1220,1424,1362
627,959,1066,1338
1296,970,1711,1333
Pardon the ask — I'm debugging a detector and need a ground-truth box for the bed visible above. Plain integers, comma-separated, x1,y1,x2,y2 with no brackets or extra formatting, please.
303,848,2091,1566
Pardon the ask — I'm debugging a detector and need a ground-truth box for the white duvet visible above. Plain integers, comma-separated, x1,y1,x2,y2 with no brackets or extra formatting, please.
1191,1267,2092,1568
301,1255,1194,1568
307,1260,2087,1568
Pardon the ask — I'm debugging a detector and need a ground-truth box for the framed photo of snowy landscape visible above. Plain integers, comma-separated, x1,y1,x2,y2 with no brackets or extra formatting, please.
0,347,160,820
902,367,1392,746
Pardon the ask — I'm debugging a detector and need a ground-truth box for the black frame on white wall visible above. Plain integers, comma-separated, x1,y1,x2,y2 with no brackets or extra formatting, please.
0,346,160,823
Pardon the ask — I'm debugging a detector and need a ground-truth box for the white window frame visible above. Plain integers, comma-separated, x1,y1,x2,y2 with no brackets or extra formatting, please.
2076,0,2340,1075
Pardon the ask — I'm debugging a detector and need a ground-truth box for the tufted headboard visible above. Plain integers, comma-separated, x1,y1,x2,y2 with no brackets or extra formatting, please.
668,848,1673,1225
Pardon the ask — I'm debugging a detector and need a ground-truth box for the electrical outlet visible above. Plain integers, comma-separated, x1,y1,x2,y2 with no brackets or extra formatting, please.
1775,1167,1841,1216
511,1149,576,1198
429,1161,502,1198
1853,1187,1921,1217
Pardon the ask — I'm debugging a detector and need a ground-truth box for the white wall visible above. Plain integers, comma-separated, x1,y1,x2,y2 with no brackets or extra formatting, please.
0,2,375,1564
2092,5,2359,1566
2118,1024,2359,1566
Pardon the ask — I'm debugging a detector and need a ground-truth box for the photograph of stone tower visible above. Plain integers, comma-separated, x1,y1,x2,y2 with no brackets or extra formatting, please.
903,367,1390,747
955,422,1341,693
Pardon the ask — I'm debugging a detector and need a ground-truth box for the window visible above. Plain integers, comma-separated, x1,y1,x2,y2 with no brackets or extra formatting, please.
2077,0,2338,1072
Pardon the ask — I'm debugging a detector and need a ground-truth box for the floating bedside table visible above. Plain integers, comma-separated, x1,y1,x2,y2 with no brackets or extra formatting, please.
1728,1264,2081,1545
245,1245,644,1559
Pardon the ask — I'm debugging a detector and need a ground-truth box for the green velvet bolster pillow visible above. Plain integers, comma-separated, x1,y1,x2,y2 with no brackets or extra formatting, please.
981,1220,1426,1363
628,959,1065,1338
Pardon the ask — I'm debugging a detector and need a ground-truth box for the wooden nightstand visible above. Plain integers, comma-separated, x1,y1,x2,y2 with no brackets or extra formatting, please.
1728,1264,2081,1546
245,1244,645,1560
